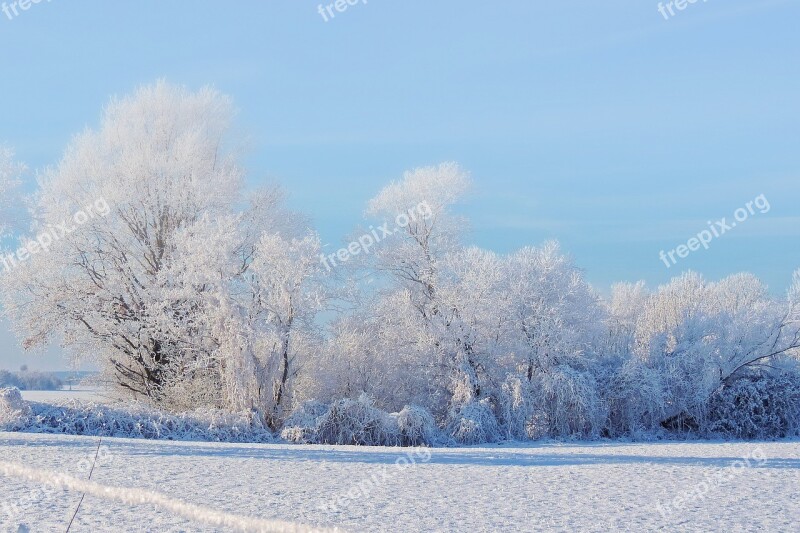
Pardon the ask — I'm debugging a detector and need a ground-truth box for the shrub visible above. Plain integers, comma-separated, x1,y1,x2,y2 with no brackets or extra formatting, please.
393,405,442,446
447,399,500,445
603,362,666,439
0,387,29,413
280,400,330,444
499,366,604,440
0,392,274,443
499,376,533,441
315,394,400,446
527,365,604,439
706,373,800,439
0,387,33,430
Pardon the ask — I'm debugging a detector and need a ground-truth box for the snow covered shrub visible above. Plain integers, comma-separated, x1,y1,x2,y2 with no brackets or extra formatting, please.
279,400,330,443
157,370,224,414
446,399,500,445
0,387,33,430
281,400,442,446
603,361,666,438
0,387,29,414
499,366,606,441
620,272,800,434
646,315,728,432
4,399,274,442
527,365,604,439
499,376,530,441
315,394,400,446
393,405,442,446
498,369,601,441
705,373,800,439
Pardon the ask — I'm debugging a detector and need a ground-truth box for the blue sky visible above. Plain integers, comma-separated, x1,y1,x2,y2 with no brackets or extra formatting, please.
0,0,798,369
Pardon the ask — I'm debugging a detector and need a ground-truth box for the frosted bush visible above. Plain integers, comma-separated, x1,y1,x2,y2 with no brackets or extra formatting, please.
281,399,443,446
0,387,33,430
393,405,442,446
0,387,29,414
158,370,225,414
447,399,500,445
603,362,666,438
706,373,800,439
1,397,274,443
499,376,530,441
280,400,330,443
518,366,604,440
315,394,400,446
498,364,607,441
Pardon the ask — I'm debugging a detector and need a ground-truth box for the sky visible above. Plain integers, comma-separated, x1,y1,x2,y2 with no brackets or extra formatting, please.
0,0,798,370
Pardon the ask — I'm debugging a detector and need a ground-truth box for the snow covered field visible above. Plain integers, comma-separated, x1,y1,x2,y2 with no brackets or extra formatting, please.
1,433,798,532
20,387,113,404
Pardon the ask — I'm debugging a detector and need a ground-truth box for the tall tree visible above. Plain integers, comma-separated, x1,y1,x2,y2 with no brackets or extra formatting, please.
0,82,315,414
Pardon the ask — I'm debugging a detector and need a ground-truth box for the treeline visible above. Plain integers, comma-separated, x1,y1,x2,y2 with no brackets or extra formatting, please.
0,370,63,391
1,82,799,444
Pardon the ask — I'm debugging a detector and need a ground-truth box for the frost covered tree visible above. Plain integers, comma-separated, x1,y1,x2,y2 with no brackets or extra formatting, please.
503,242,604,380
0,82,245,400
365,161,468,310
357,164,489,411
227,232,327,425
326,166,609,441
436,246,507,401
498,242,607,439
0,83,322,424
149,183,322,423
319,163,512,426
606,281,648,357
605,271,800,433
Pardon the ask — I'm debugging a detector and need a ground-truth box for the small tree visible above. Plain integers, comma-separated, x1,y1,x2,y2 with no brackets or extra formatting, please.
499,242,606,439
359,163,491,415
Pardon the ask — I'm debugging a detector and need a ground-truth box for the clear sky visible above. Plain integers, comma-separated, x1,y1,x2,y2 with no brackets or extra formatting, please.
0,0,798,370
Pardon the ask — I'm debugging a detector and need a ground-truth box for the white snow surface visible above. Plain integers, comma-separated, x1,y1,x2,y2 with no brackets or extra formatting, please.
0,432,798,532
20,388,115,404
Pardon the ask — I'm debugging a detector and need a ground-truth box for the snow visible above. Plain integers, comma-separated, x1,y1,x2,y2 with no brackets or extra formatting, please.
0,460,327,533
20,388,113,404
1,432,798,532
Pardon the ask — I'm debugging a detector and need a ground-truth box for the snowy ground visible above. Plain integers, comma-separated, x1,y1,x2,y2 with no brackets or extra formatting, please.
20,387,113,404
1,433,798,532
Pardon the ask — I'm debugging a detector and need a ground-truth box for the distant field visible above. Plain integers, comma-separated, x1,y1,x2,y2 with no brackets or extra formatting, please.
1,433,798,532
20,387,115,404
